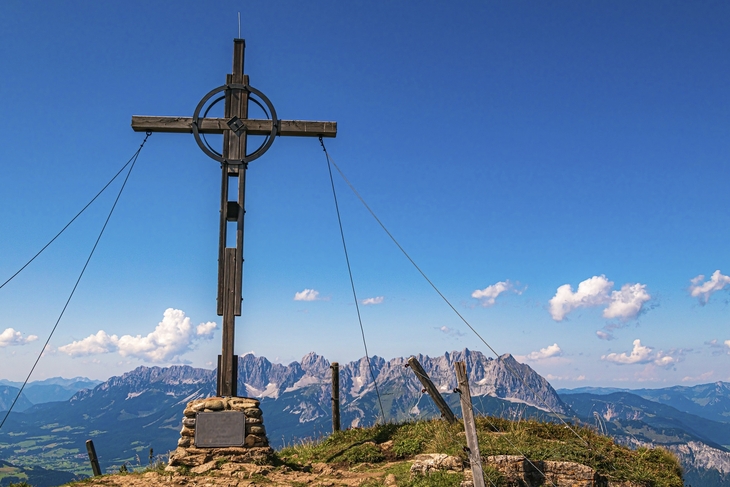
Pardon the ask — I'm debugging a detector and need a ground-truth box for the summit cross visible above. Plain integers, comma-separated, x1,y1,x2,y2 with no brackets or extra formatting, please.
131,39,337,397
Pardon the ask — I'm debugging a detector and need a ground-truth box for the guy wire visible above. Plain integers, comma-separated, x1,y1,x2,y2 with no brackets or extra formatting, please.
319,136,386,424
0,133,151,431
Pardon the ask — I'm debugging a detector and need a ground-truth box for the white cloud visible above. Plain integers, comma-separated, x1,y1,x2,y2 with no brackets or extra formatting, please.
196,321,216,337
725,340,730,351
59,309,217,363
525,343,562,361
361,296,384,305
601,339,682,368
294,289,320,301
653,353,680,367
437,326,465,337
548,275,613,321
546,374,586,381
690,270,730,305
471,280,517,307
59,330,118,356
602,339,654,365
596,330,614,341
0,328,38,347
549,275,650,321
682,371,714,382
603,283,651,321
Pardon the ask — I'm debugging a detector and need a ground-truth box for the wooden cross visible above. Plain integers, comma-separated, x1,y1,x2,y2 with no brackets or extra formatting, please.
131,39,336,397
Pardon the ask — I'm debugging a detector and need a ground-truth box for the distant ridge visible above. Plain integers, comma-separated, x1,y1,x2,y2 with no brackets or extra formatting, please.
0,376,101,405
559,381,730,424
0,385,33,412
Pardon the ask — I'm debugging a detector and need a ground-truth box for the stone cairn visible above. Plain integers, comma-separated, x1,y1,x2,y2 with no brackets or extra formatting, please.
167,396,273,471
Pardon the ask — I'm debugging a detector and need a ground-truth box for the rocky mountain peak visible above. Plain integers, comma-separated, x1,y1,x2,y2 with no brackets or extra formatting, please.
300,352,330,375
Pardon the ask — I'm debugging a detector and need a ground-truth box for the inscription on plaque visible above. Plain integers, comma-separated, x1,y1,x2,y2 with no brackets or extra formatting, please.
194,411,246,448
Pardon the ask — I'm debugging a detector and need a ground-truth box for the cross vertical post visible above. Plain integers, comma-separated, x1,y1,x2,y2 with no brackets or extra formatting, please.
216,39,248,397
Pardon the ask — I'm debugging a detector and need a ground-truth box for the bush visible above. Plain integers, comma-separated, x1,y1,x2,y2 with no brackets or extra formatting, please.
336,442,385,464
392,437,423,458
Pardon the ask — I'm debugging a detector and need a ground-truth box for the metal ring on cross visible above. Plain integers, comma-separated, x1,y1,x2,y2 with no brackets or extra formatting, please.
191,83,279,164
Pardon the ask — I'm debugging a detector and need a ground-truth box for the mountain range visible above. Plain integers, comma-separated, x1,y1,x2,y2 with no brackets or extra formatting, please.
1,349,729,487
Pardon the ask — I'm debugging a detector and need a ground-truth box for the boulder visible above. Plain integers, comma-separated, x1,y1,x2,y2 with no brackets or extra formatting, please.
410,453,463,476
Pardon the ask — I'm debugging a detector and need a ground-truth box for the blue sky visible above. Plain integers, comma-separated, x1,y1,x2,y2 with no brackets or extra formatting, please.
0,2,728,389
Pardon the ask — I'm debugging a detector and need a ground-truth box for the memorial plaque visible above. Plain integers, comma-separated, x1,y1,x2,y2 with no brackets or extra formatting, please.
194,411,246,448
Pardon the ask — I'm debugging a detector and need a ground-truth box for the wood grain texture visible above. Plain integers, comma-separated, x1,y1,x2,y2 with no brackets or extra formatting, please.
220,248,237,397
131,116,337,137
407,356,457,424
454,361,486,487
331,362,341,432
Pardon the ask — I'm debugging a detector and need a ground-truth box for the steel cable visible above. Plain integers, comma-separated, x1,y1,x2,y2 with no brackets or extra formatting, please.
0,135,151,291
0,133,151,431
319,137,386,425
317,145,591,449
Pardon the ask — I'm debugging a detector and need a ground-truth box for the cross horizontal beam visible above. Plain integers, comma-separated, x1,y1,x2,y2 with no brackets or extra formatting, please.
131,116,337,137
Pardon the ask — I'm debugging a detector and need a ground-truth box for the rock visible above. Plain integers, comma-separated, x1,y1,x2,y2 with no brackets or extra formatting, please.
410,453,463,476
247,424,266,435
219,462,245,474
182,417,196,427
244,407,262,418
485,455,609,487
246,417,262,424
191,460,217,474
183,407,196,418
244,434,268,447
177,437,191,447
180,426,195,437
204,399,225,411
229,397,260,409
311,463,335,475
168,448,193,466
191,401,208,412
384,473,398,486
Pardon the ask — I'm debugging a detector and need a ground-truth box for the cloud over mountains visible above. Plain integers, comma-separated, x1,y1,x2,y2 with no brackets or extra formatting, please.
601,339,682,368
58,309,216,363
548,275,650,322
0,328,38,347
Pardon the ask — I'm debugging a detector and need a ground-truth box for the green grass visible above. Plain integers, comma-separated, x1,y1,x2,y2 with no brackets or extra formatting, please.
277,417,683,487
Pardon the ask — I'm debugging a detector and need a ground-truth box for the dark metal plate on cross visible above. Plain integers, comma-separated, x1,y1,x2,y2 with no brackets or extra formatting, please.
194,411,246,448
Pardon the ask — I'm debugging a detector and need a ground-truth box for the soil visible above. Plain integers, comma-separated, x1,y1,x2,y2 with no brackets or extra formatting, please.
72,461,405,487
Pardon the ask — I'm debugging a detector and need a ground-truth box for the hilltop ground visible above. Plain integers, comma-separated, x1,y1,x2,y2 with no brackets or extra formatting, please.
49,417,683,487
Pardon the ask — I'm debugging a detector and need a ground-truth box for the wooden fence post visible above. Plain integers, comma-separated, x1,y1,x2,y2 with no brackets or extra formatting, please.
407,356,456,423
454,361,485,487
331,362,340,432
85,439,102,476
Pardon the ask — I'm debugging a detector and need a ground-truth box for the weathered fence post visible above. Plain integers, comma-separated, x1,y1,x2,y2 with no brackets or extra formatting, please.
454,361,485,487
407,356,456,423
331,362,340,432
85,439,102,476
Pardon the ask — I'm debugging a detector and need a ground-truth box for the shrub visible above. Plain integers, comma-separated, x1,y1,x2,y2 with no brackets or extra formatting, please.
336,442,385,464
